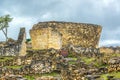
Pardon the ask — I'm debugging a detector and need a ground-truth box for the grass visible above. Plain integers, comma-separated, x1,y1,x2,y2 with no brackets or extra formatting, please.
6,65,22,69
67,53,75,58
23,72,60,80
111,53,120,57
81,57,95,64
81,57,109,68
24,75,35,80
100,72,120,80
68,61,76,64
0,56,14,62
72,58,77,61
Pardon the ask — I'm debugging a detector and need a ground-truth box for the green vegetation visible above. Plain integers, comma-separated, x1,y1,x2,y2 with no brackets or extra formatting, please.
0,56,14,62
111,53,120,57
24,75,35,80
68,54,73,57
26,38,31,42
68,61,76,64
0,14,13,41
72,58,77,61
23,72,60,80
68,57,77,64
81,57,95,64
100,72,120,80
6,65,22,69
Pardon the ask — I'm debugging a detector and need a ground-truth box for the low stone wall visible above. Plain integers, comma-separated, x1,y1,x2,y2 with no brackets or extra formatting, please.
0,44,19,56
68,45,101,57
100,46,120,54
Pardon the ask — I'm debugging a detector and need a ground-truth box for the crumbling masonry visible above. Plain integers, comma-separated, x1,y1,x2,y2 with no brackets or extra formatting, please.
30,21,102,50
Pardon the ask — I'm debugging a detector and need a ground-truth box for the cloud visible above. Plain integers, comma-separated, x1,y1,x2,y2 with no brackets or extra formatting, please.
100,40,120,47
0,0,120,46
8,16,37,40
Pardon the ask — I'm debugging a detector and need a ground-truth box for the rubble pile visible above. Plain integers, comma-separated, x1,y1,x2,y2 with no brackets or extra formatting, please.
26,48,66,73
60,59,100,80
68,45,101,57
0,48,67,77
61,64,85,80
108,57,120,72
0,74,27,80
36,76,58,80
0,39,19,56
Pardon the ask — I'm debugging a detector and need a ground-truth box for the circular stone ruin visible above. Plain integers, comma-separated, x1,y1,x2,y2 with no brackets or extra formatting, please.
30,21,102,50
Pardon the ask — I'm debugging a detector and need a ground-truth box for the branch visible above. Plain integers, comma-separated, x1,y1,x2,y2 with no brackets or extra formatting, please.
1,29,8,41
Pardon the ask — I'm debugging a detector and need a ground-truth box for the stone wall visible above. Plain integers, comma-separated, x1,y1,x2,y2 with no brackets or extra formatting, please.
30,21,102,50
100,46,120,54
17,28,26,56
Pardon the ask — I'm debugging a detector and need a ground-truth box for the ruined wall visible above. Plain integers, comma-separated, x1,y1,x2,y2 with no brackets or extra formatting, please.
100,47,120,54
0,41,19,56
30,21,102,49
18,28,27,56
0,28,26,56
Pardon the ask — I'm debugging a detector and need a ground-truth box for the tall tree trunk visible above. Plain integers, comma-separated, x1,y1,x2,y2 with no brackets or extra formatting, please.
2,29,8,42
5,27,8,41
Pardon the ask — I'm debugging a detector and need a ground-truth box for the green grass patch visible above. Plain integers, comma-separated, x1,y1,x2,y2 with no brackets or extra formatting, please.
0,56,14,62
24,75,35,80
68,61,76,64
100,72,120,80
23,72,60,80
81,57,95,64
67,53,75,58
72,58,77,61
111,53,120,57
6,65,22,69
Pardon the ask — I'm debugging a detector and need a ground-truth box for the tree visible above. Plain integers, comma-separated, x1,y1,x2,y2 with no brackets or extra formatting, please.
0,14,13,41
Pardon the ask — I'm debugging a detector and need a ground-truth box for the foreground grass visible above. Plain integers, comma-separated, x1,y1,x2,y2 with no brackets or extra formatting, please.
101,72,120,80
23,71,60,80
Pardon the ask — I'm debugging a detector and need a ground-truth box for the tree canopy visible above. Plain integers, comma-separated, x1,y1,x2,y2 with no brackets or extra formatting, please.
0,14,13,41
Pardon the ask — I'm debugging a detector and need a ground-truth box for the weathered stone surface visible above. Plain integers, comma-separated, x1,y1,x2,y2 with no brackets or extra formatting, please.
36,76,58,80
0,39,19,56
108,57,120,72
68,44,101,57
30,21,102,49
18,28,27,56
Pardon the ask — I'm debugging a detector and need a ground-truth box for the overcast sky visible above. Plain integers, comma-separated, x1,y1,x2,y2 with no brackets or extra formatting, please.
0,0,120,47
